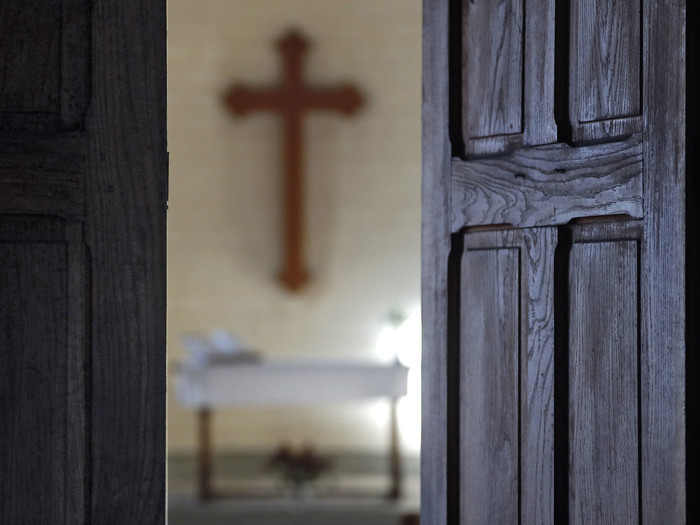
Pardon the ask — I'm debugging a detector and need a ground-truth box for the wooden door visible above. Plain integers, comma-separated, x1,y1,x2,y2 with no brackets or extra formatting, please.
0,1,166,523
422,1,686,523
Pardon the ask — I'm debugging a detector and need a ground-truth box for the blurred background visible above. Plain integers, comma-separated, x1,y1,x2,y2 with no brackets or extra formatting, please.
167,1,422,522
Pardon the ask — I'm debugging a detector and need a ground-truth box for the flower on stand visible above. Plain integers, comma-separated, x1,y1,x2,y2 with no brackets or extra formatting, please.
267,442,331,497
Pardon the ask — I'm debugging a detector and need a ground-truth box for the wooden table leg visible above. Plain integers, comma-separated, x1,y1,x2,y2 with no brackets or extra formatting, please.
388,397,403,499
198,408,213,501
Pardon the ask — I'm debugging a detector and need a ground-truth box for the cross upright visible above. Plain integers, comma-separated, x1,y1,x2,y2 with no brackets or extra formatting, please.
224,29,364,292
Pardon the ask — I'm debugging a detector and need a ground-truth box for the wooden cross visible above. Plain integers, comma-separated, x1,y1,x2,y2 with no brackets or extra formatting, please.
224,30,364,291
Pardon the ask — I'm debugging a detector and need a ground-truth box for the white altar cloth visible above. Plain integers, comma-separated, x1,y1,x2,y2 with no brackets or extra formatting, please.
175,360,409,408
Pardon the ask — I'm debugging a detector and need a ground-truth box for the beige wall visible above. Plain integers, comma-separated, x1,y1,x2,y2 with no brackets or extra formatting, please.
168,0,422,454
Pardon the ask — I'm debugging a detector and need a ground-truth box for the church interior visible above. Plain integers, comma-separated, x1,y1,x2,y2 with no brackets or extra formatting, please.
166,1,422,522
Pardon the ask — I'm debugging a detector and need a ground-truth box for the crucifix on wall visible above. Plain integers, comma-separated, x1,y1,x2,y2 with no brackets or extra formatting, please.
224,29,364,292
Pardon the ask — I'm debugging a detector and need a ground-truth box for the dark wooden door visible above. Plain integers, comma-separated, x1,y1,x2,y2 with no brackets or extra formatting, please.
422,1,686,523
0,1,166,523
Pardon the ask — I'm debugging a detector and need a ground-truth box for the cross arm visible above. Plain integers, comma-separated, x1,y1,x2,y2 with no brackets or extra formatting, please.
303,86,364,115
224,86,286,115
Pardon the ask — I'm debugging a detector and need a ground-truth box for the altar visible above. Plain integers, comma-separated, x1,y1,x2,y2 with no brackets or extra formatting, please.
175,359,409,500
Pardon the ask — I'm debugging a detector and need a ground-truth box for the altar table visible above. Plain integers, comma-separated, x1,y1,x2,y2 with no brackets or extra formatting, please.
175,359,409,500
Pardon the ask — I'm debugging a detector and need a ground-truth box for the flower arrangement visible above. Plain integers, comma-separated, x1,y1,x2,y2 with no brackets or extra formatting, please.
267,443,331,496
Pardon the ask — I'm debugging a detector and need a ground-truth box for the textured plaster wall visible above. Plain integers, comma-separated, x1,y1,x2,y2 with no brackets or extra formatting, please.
167,0,421,454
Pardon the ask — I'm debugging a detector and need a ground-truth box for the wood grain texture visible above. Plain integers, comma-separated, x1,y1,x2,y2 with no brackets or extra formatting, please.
0,136,85,218
523,0,557,147
641,0,686,521
568,221,641,524
451,133,643,231
0,0,61,113
520,228,556,525
86,0,167,522
60,0,91,129
685,3,700,520
460,241,520,525
0,217,85,525
460,228,556,525
421,0,451,524
0,0,90,132
426,0,687,523
568,0,643,142
462,0,523,155
63,222,87,523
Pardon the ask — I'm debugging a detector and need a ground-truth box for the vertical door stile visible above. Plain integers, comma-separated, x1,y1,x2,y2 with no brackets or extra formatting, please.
520,228,556,525
641,0,686,520
523,0,557,147
421,1,451,525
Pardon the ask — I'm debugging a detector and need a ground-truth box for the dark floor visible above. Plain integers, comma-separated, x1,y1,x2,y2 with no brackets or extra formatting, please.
168,497,418,525
168,452,420,525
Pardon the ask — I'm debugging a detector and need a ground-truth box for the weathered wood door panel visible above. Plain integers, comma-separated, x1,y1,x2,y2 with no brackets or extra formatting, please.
0,1,166,523
566,221,642,524
567,0,643,142
0,218,86,524
423,0,685,523
459,228,556,524
460,236,521,524
461,0,556,155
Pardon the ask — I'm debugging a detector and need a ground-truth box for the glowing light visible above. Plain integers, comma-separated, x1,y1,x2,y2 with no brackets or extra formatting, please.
375,324,401,363
398,367,421,451
374,306,422,452
395,308,421,368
